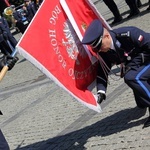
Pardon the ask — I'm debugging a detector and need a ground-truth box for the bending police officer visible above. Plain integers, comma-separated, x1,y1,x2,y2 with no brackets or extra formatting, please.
82,19,150,128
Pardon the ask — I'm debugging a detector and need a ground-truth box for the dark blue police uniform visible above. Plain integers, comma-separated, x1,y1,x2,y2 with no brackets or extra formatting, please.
103,0,122,24
0,21,13,55
25,0,37,23
12,5,27,34
0,16,17,48
0,130,9,150
82,19,150,128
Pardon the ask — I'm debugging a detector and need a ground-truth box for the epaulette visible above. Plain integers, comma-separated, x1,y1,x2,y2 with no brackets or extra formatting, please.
116,31,130,38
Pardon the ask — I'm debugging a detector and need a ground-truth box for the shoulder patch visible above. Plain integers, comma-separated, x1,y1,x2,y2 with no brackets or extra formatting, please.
138,35,143,42
117,31,130,38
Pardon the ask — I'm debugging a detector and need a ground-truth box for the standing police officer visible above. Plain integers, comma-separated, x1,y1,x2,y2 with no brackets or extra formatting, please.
0,128,9,150
147,0,150,10
11,5,27,34
24,0,37,23
0,20,14,55
82,19,150,128
125,0,140,18
0,15,18,49
103,0,122,25
0,51,18,150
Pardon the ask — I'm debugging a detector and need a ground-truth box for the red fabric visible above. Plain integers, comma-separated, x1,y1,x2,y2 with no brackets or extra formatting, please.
17,0,109,112
4,0,10,6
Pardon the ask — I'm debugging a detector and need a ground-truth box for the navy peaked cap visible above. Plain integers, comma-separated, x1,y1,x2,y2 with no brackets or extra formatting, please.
82,19,104,44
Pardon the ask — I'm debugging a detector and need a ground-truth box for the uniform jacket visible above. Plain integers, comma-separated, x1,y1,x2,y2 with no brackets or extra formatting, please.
26,2,36,22
97,26,150,92
13,11,23,23
0,17,17,47
0,22,7,43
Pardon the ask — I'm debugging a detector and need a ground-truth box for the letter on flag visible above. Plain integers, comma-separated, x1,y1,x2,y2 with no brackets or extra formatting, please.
16,0,111,112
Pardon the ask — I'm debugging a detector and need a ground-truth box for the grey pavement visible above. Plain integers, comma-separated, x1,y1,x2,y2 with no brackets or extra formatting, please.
0,0,150,150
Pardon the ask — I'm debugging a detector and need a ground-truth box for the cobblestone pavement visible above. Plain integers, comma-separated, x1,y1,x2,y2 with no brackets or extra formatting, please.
0,0,150,150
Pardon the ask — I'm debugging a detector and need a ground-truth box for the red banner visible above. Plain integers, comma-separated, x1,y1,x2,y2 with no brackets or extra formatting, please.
17,0,110,112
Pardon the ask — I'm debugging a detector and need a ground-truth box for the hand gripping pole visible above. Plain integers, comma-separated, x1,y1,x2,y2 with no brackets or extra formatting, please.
0,40,17,81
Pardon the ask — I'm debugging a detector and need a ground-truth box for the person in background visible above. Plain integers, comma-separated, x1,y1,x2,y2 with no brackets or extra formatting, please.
0,50,18,150
0,14,17,48
137,0,142,8
103,0,122,25
125,0,140,18
11,5,27,34
38,0,43,5
0,128,10,150
0,20,13,55
24,0,37,23
146,0,150,10
82,19,150,129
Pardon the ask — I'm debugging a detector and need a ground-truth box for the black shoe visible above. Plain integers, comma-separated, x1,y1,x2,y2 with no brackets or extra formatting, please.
143,107,150,128
111,17,123,25
0,110,3,115
137,1,142,8
143,116,150,128
147,6,150,11
127,11,140,19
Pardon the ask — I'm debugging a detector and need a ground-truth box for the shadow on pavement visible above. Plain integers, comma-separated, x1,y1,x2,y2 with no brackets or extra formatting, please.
15,107,147,150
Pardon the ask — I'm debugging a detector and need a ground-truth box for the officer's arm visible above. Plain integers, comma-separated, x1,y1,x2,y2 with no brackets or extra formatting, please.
96,53,112,104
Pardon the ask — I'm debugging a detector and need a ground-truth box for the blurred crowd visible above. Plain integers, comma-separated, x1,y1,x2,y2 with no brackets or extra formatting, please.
0,0,43,56
2,0,43,34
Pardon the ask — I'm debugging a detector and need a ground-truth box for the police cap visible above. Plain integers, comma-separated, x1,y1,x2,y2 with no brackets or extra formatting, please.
82,19,104,52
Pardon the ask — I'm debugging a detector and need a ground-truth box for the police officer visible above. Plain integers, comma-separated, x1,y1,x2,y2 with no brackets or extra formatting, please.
0,15,17,49
0,20,14,55
146,0,150,10
82,19,150,128
103,0,122,25
0,51,18,150
0,110,9,150
11,5,27,34
137,0,142,8
24,0,37,23
0,130,9,150
125,0,140,18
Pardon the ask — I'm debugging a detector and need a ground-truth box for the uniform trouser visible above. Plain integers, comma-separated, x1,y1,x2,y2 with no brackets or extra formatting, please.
0,40,13,55
7,33,18,48
103,0,121,18
0,130,10,150
16,22,27,34
124,62,150,108
125,0,139,14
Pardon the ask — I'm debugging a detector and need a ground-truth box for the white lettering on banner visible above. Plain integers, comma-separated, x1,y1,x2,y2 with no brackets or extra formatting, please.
48,5,95,80
68,68,75,79
49,5,61,25
68,64,96,80
48,29,66,69
48,5,67,69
